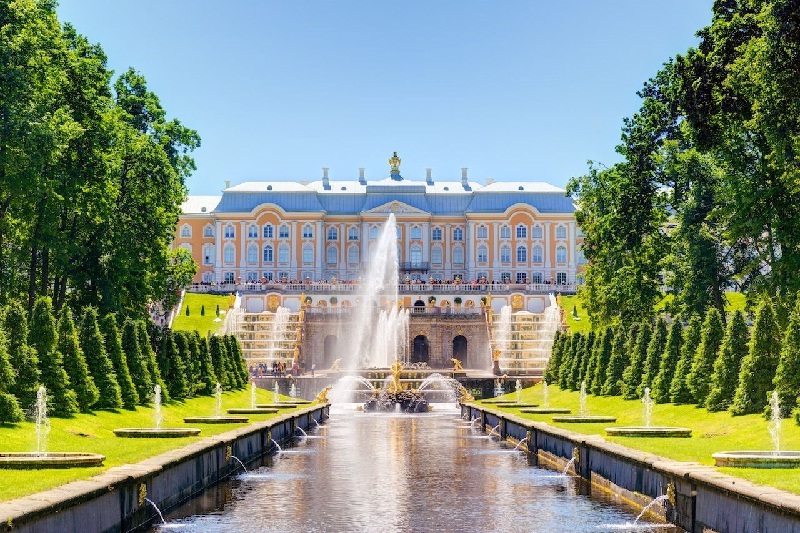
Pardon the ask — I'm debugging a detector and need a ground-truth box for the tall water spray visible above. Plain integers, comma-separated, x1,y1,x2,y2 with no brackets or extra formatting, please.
542,380,549,408
214,383,222,417
250,382,257,409
153,385,163,429
347,213,409,369
769,391,781,454
34,386,49,455
642,387,653,428
496,306,513,356
273,382,280,403
579,381,588,416
269,307,291,360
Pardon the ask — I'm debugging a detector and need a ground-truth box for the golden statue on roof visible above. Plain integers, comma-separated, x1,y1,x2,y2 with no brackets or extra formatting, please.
388,151,401,173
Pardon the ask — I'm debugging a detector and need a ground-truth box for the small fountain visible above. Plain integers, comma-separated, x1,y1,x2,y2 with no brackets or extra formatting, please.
251,382,257,409
515,379,522,403
144,497,166,525
551,381,616,423
519,380,572,415
0,386,106,469
184,383,249,424
542,380,549,407
290,383,297,398
229,455,248,473
273,381,280,403
115,385,202,438
228,383,280,415
605,387,691,438
363,360,429,413
713,391,800,468
512,436,528,451
562,454,577,476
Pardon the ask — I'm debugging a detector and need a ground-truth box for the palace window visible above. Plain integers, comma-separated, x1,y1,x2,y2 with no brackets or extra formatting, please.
370,226,379,239
452,246,464,265
223,244,235,264
501,272,511,283
410,226,422,240
516,272,528,284
556,245,567,263
516,225,527,239
326,246,337,264
279,271,289,281
263,272,274,282
500,225,511,239
302,224,313,239
431,246,443,265
248,225,258,239
531,225,543,239
246,271,258,282
556,225,567,239
223,272,235,283
180,242,192,252
410,245,422,266
477,245,488,264
263,245,273,263
577,249,586,265
279,224,290,238
396,227,402,240
516,245,527,263
348,227,359,241
224,224,235,239
180,224,191,238
500,245,511,263
531,272,543,283
247,244,258,264
557,272,568,284
327,227,338,241
432,227,443,241
278,245,289,263
453,227,464,241
348,246,359,265
202,271,213,283
532,245,543,263
263,224,274,238
302,244,313,264
203,224,214,238
202,244,214,265
477,225,488,239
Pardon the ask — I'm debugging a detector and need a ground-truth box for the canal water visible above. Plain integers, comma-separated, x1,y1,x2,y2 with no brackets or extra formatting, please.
155,405,679,532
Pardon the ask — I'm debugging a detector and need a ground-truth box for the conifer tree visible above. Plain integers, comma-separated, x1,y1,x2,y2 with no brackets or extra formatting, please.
590,328,613,395
193,331,216,395
732,301,780,416
80,307,122,409
3,302,41,410
185,331,202,396
101,315,138,409
773,303,800,417
57,308,99,412
173,332,194,397
223,335,243,389
622,322,651,400
670,315,701,404
651,320,682,403
637,318,667,398
225,335,248,388
28,297,78,416
557,334,574,390
209,335,230,389
602,324,628,396
544,330,563,384
122,319,152,405
136,321,169,403
579,331,596,387
159,330,188,400
706,310,749,412
567,333,585,390
583,330,602,393
0,329,24,423
687,307,724,404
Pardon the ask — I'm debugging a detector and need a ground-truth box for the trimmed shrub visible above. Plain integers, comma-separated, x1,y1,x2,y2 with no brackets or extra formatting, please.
621,322,651,400
687,307,724,404
773,302,800,417
557,334,574,390
590,327,614,395
80,307,122,409
200,305,205,316
0,391,24,424
670,315,701,404
58,308,99,412
602,324,628,396
0,331,23,423
583,330,603,393
101,314,138,409
578,331,596,388
732,300,780,416
4,302,41,411
637,318,667,398
173,332,194,398
544,330,563,384
706,310,749,412
185,305,190,316
209,336,230,389
651,320,682,403
193,331,217,395
159,330,188,400
136,321,169,403
122,319,152,405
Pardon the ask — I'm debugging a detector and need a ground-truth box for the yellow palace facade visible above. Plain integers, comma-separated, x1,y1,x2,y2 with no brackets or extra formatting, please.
174,154,585,287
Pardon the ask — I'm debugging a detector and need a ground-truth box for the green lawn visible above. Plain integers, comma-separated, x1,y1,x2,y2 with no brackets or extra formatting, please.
0,388,304,502
172,293,233,335
559,295,592,333
480,385,800,494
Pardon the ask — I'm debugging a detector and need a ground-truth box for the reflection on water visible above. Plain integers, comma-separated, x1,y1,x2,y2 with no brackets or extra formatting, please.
156,405,679,532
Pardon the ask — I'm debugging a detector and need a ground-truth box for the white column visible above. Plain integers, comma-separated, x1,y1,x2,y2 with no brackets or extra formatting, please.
239,221,247,273
422,222,430,262
315,220,324,280
290,221,297,278
214,220,222,283
466,220,474,279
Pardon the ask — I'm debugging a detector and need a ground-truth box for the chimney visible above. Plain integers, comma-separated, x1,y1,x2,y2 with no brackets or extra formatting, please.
224,180,231,189
461,168,469,188
426,168,433,185
359,167,366,185
322,167,330,190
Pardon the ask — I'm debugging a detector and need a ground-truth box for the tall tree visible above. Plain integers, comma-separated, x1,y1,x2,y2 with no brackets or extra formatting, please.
622,322,652,400
544,330,563,385
602,323,632,396
79,307,121,409
732,300,781,416
158,330,187,400
193,331,216,395
706,310,750,412
0,329,23,423
28,297,77,416
638,318,668,397
122,319,152,405
100,314,138,409
57,307,98,411
772,301,800,417
137,321,168,403
651,320,682,403
209,336,230,390
590,328,614,395
3,302,40,410
669,315,701,404
687,307,724,404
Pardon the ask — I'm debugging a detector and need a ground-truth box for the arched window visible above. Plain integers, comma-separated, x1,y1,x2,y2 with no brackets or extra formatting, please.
263,224,274,238
247,244,258,264
302,224,313,239
500,245,511,263
203,224,214,238
516,224,527,239
279,224,290,238
369,226,379,239
432,227,443,241
532,245,543,263
410,226,422,240
500,225,511,239
431,246,443,265
302,244,313,263
477,225,488,239
348,227,359,241
247,225,258,239
516,245,527,263
348,246,359,265
531,225,543,239
453,227,463,241
410,245,422,266
452,246,464,265
477,245,488,264
278,245,289,263
224,224,235,239
556,225,567,239
556,245,567,263
326,246,337,264
263,245,273,263
223,244,235,264
202,244,215,265
180,224,191,238
327,227,338,241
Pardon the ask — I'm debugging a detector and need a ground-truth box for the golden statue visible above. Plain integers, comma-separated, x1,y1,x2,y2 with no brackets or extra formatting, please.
300,292,306,306
397,299,403,309
512,294,523,310
315,386,332,403
293,346,299,362
493,349,501,361
389,359,403,393
388,151,401,173
485,293,492,308
451,358,464,372
267,295,280,312
456,383,474,403
296,326,302,341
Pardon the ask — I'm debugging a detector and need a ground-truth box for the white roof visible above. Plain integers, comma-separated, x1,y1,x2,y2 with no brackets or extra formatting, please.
478,181,565,193
181,196,221,214
425,181,482,194
305,180,367,193
225,181,313,193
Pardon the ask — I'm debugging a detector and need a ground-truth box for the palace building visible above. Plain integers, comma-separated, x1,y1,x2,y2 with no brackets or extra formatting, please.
174,153,584,286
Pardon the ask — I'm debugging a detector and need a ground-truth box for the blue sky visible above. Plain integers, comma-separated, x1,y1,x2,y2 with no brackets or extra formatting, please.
57,1,714,196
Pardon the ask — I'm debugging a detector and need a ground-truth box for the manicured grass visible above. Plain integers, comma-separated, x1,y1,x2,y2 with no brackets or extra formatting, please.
172,293,233,335
479,385,800,495
559,295,592,334
0,388,302,502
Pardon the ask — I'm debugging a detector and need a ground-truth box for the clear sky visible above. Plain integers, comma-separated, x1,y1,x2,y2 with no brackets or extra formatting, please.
56,1,714,196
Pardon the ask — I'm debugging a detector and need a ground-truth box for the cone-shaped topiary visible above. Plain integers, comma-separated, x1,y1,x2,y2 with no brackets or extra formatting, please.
183,332,201,397
0,330,23,423
4,301,41,411
567,333,586,390
159,330,188,400
101,314,138,410
578,331,596,388
58,308,99,412
732,300,780,416
28,297,78,416
706,310,749,412
80,307,122,409
544,330,563,385
687,307,724,405
200,305,205,316
136,321,169,403
772,302,800,417
602,324,628,396
193,331,216,395
590,327,614,395
651,320,682,403
637,318,667,398
669,315,701,404
122,319,152,405
622,322,651,400
225,335,249,388
222,335,243,389
209,335,230,389
583,330,602,394
557,334,574,390
185,305,190,316
173,332,194,398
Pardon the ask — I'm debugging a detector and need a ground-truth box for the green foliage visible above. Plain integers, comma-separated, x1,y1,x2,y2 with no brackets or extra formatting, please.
543,330,563,385
100,315,138,410
621,322,651,400
0,331,23,423
602,323,633,396
0,392,24,424
226,335,249,387
687,307,724,404
200,305,205,316
651,320,682,403
186,306,190,316
28,297,78,417
557,335,574,390
158,331,187,401
193,331,216,395
57,308,99,412
773,302,800,417
706,310,749,412
583,330,603,393
209,336,229,389
0,329,15,393
732,301,780,416
577,331,596,390
122,320,152,405
172,293,229,335
79,307,122,409
136,321,168,403
3,302,41,410
669,315,701,404
638,318,667,398
590,328,614,395
172,332,194,398
215,304,220,317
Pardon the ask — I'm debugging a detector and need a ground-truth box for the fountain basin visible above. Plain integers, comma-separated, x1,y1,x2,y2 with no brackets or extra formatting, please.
227,408,279,414
0,452,106,469
256,403,298,409
494,403,539,408
712,451,800,468
551,415,617,423
183,416,249,424
520,407,571,414
113,428,201,438
605,426,692,438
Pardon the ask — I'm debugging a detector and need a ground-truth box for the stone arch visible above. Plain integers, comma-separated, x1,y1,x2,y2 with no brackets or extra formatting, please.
412,335,430,364
323,335,338,368
453,335,468,366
